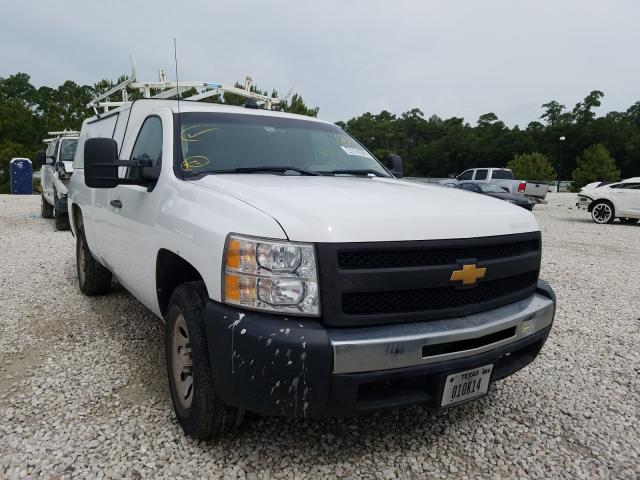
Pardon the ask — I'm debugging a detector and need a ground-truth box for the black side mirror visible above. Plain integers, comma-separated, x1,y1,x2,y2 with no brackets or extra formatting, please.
384,153,403,178
84,137,154,189
35,151,46,166
85,138,120,188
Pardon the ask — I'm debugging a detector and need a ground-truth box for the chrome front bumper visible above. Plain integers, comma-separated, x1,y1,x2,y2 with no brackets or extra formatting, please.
330,293,554,374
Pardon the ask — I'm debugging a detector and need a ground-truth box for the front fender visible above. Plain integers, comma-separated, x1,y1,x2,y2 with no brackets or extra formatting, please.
155,180,287,304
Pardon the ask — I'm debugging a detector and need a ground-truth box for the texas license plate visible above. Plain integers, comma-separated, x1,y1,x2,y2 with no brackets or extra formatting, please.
441,364,493,407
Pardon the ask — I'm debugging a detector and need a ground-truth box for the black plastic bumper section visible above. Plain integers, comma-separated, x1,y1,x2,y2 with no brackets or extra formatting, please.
55,195,68,214
204,280,555,417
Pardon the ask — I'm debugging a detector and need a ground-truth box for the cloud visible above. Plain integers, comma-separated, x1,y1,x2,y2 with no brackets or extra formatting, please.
1,0,639,126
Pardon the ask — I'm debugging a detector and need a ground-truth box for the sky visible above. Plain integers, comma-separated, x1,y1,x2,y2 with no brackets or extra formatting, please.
1,0,639,126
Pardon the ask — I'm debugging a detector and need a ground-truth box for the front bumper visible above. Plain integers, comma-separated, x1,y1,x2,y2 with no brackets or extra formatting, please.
205,280,555,417
576,195,592,210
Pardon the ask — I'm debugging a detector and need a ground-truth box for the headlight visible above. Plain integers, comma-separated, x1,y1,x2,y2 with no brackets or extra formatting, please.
222,234,319,315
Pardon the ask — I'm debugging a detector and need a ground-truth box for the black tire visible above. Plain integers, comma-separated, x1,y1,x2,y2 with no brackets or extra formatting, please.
41,194,54,219
165,281,244,439
591,201,615,224
620,217,639,224
55,212,70,231
76,226,112,295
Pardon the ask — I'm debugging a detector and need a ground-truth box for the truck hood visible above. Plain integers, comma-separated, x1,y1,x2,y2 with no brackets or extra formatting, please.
194,175,539,242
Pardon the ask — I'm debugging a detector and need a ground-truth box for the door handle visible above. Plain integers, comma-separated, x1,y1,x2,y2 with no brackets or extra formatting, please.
110,200,123,208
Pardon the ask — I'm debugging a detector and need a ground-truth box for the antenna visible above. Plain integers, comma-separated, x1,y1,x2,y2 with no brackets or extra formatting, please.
173,37,185,177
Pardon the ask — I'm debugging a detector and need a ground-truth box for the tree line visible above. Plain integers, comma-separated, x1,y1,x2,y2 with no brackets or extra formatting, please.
1,72,638,193
337,89,639,188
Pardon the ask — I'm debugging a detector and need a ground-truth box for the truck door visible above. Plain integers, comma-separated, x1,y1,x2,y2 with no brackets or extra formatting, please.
102,115,165,309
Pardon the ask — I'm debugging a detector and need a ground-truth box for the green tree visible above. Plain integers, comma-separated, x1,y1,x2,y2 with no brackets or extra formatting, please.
540,101,570,126
571,144,620,190
572,90,604,123
507,152,556,182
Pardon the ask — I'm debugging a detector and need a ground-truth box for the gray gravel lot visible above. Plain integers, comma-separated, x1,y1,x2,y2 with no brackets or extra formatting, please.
1,193,639,479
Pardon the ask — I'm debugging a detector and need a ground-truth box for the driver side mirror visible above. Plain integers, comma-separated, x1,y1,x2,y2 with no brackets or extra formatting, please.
384,153,403,178
84,138,153,189
35,151,46,166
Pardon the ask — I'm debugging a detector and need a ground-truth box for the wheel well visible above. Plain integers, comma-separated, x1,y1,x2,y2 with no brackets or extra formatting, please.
588,199,614,213
156,249,206,317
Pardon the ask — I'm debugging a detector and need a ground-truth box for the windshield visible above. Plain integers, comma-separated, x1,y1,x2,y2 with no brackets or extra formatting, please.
479,184,508,193
176,113,390,177
59,138,78,162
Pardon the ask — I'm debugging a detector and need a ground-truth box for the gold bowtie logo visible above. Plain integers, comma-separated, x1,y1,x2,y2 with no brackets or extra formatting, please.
450,264,486,286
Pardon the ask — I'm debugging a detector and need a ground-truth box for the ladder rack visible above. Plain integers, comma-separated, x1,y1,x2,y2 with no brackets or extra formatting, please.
87,62,291,114
43,130,80,143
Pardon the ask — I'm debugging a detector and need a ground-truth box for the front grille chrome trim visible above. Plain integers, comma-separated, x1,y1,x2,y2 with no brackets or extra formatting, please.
330,293,554,374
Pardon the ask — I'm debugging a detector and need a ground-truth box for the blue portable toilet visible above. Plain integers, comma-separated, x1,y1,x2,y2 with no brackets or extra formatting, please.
10,158,33,194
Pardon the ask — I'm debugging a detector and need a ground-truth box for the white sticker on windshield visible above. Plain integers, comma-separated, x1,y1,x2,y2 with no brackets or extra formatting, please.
340,146,374,159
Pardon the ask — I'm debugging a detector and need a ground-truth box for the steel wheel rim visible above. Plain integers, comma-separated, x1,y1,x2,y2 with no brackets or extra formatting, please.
593,204,612,223
171,313,193,409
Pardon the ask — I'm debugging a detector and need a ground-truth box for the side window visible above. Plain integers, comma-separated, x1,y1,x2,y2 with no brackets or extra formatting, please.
458,170,473,181
127,116,163,179
461,183,477,192
474,169,488,180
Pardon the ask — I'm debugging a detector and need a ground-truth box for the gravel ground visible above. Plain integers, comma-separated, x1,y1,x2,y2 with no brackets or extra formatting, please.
0,192,638,479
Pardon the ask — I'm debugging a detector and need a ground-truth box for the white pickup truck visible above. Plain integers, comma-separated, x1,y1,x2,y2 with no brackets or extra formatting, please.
68,98,556,439
36,132,79,230
445,168,549,202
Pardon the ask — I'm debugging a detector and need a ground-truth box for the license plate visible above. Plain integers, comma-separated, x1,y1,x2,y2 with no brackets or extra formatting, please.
441,364,493,407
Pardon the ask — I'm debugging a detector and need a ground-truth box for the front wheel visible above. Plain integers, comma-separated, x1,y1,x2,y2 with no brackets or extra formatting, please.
620,217,639,224
165,282,244,439
55,212,70,231
41,194,54,218
591,201,615,224
76,226,112,295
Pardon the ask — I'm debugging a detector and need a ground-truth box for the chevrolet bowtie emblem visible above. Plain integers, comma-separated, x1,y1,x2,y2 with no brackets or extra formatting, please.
450,264,486,286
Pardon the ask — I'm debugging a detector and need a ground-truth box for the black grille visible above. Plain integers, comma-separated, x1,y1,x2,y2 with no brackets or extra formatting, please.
338,239,540,270
342,271,538,315
317,232,542,327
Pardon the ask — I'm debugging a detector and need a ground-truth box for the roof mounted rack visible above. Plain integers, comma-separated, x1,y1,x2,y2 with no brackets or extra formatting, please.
43,130,80,143
87,59,292,115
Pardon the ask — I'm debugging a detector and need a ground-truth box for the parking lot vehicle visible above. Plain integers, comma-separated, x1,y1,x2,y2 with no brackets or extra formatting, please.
455,182,535,210
36,131,79,230
577,177,640,224
443,168,548,202
68,73,556,438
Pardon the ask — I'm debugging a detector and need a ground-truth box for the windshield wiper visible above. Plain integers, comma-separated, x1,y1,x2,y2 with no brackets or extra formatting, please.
211,166,320,176
318,169,386,177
